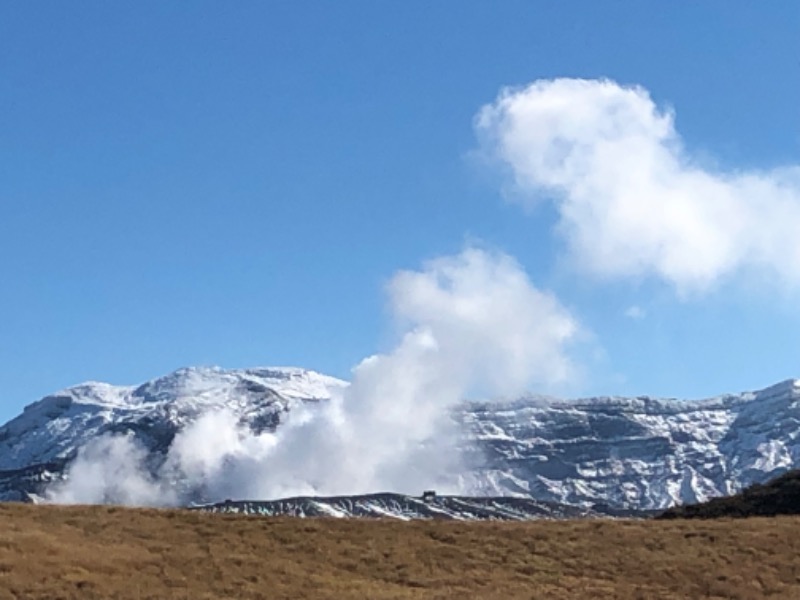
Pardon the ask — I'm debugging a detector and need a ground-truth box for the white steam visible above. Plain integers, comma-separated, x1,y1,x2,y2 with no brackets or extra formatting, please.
47,247,580,506
476,78,800,295
47,436,176,506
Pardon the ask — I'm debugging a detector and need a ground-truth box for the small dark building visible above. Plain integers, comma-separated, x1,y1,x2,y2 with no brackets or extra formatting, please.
422,490,436,503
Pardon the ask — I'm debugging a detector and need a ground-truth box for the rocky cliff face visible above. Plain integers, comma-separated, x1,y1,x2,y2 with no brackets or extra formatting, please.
461,379,800,509
1,367,798,511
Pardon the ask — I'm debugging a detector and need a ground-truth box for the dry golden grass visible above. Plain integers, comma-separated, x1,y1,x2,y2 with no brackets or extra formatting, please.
1,504,799,599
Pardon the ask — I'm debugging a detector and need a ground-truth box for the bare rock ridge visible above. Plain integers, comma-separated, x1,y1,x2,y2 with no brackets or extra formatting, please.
192,492,648,520
1,367,798,516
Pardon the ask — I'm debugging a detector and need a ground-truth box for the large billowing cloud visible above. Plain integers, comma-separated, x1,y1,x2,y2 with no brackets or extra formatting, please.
476,78,800,295
273,246,580,497
48,247,581,505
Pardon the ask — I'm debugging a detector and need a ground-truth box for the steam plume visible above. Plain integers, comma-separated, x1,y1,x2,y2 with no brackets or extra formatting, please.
47,247,579,505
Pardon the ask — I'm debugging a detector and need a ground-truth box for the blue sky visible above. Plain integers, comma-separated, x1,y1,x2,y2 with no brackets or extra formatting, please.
1,1,799,420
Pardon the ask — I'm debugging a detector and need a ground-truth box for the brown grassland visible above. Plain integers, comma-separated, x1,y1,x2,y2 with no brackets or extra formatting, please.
1,503,799,599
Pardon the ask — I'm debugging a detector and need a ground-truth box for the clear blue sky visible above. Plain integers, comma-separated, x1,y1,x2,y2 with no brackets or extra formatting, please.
1,1,799,420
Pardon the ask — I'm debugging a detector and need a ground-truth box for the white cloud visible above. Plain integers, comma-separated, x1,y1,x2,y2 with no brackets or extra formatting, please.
47,435,175,506
48,247,582,505
241,247,581,499
321,247,580,494
476,78,800,295
386,248,579,395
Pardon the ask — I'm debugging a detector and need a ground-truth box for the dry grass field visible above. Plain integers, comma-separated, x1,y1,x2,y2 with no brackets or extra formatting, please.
1,503,799,599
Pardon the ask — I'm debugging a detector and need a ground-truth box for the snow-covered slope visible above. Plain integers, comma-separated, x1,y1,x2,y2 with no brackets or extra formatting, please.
193,492,645,520
0,367,347,501
0,366,346,472
1,367,799,510
461,379,800,509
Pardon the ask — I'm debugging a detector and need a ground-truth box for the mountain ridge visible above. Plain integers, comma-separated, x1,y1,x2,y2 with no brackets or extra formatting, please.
192,491,651,520
1,367,799,512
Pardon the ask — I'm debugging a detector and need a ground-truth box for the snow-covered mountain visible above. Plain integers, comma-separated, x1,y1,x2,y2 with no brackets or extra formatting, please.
1,366,798,511
0,367,347,502
462,378,800,509
0,367,346,473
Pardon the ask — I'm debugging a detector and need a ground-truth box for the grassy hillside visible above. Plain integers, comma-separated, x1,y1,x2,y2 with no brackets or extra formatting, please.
659,469,800,519
1,504,799,599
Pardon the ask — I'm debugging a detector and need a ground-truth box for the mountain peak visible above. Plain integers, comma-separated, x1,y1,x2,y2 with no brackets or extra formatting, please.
755,378,800,395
